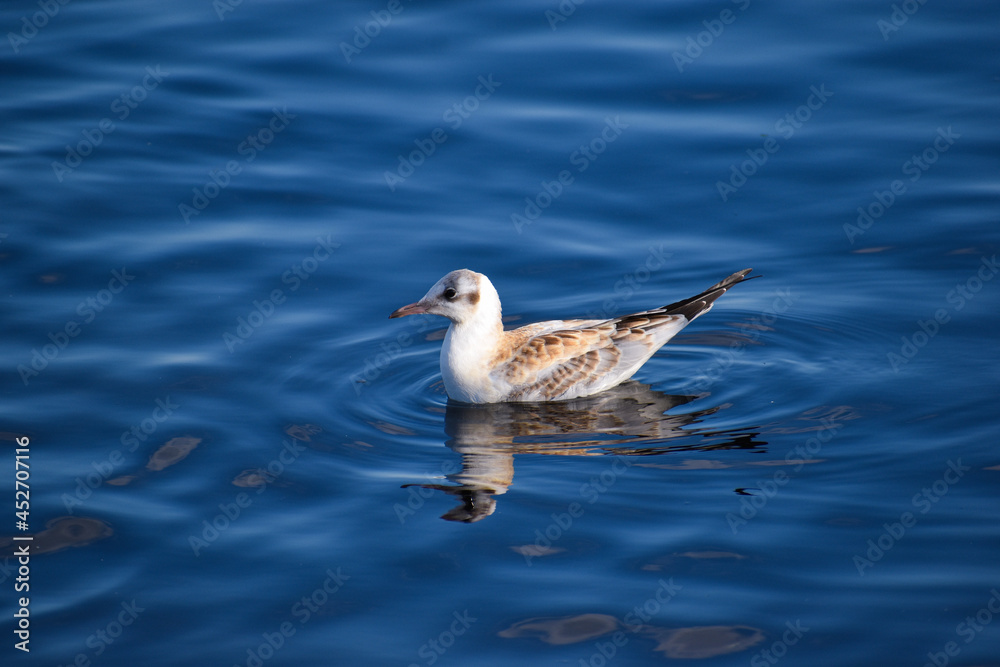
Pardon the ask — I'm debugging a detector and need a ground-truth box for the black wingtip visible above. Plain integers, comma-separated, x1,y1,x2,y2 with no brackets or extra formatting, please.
659,268,758,321
710,268,757,290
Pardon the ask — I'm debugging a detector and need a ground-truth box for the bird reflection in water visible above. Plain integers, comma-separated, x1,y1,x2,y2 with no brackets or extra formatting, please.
402,381,765,522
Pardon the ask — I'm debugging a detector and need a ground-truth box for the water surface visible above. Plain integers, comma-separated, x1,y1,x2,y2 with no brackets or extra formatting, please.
2,0,999,665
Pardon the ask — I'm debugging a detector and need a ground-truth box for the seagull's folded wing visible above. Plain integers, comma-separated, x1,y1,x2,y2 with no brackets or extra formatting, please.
493,315,687,402
487,270,756,402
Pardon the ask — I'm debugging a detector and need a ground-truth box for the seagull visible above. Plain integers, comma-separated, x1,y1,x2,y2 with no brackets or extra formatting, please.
389,268,756,403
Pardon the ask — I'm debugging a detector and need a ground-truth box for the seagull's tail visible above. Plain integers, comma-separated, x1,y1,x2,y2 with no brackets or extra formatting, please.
658,268,757,322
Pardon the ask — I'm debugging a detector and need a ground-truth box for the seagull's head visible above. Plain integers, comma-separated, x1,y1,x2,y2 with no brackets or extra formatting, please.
389,269,498,325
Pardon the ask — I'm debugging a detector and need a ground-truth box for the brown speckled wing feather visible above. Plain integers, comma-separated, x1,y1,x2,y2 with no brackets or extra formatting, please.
498,328,624,401
491,269,757,402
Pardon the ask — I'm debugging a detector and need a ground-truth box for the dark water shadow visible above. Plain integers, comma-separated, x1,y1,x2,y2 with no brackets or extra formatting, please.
498,612,765,660
403,381,766,522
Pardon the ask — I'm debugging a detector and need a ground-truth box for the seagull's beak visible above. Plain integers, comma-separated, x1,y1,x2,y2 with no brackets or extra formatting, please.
389,301,428,319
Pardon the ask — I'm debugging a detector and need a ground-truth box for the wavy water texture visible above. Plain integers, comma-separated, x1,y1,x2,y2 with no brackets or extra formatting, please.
1,0,999,665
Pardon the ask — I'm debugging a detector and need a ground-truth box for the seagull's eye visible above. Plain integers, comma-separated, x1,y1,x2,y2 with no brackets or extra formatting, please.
443,287,458,300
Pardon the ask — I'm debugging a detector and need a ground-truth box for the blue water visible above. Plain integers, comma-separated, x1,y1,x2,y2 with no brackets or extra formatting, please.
3,0,1000,665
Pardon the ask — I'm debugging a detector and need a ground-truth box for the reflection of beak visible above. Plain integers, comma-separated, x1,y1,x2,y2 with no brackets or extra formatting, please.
389,301,427,319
